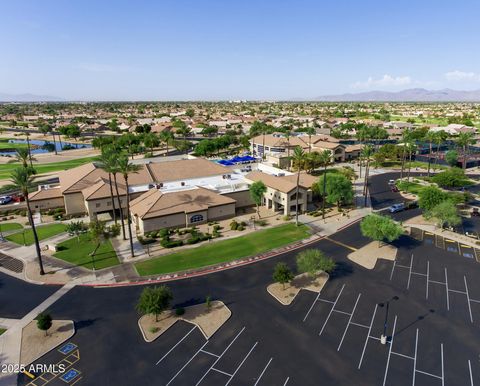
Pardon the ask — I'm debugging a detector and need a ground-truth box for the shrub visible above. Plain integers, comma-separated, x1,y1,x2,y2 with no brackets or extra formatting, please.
283,215,291,221
296,249,336,276
161,239,183,248
175,307,185,316
230,220,238,230
149,326,160,333
237,225,245,231
159,228,170,238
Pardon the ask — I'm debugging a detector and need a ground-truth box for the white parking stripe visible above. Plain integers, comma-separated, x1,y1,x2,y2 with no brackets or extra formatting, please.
382,315,398,386
412,328,418,386
389,259,396,280
337,293,361,351
426,261,430,299
224,342,258,386
319,284,345,336
464,276,474,323
195,327,246,386
253,357,273,386
469,360,474,386
283,377,290,385
358,304,378,369
303,288,324,322
167,340,210,386
445,268,450,311
156,325,197,365
407,254,414,290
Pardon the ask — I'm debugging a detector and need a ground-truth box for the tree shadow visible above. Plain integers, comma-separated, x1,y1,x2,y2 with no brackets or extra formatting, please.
330,261,354,280
75,318,101,330
175,297,205,308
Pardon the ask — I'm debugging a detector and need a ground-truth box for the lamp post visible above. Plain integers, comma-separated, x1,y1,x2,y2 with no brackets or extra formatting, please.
378,295,399,345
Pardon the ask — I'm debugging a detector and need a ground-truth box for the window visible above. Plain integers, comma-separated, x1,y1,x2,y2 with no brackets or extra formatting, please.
95,203,101,208
107,201,111,207
190,214,204,223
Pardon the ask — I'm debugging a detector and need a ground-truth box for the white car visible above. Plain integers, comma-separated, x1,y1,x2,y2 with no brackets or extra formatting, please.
0,196,12,205
388,179,396,185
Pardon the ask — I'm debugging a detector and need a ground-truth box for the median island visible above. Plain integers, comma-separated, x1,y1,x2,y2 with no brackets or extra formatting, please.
134,223,310,276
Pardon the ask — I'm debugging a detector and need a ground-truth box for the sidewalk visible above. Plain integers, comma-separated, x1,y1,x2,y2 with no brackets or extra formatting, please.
0,284,74,386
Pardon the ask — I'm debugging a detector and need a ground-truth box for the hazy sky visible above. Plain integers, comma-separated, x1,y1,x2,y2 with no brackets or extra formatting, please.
2,0,480,100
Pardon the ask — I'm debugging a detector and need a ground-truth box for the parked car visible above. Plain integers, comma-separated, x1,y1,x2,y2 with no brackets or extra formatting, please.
0,196,13,205
389,203,405,213
472,208,480,217
388,179,396,185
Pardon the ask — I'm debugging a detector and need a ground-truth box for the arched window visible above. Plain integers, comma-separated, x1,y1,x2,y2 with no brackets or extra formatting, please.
190,214,204,223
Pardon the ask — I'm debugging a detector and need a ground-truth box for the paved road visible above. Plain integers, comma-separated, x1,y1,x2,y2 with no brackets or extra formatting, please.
4,171,479,385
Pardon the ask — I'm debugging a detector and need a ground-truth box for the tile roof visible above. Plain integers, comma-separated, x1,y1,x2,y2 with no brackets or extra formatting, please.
30,187,64,201
245,171,317,193
130,187,235,219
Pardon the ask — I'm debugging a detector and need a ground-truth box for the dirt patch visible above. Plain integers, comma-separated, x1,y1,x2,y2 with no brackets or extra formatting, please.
20,320,74,365
267,271,329,305
139,300,231,342
348,241,397,269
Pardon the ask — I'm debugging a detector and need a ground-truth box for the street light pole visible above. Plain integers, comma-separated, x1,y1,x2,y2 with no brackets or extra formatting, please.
379,295,399,345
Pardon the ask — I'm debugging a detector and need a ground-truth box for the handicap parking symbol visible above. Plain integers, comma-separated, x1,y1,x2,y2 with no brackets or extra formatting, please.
59,342,77,355
61,368,80,383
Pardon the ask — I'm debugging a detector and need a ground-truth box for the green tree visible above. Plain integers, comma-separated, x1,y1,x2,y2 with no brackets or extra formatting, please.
143,132,160,155
291,146,307,226
273,262,294,289
10,167,44,275
445,150,458,167
360,214,404,247
296,249,336,277
455,132,475,169
428,201,461,230
431,167,469,188
249,180,267,218
159,131,174,156
136,285,173,322
118,156,141,258
322,173,354,209
418,186,448,213
97,147,119,225
36,312,52,336
66,221,86,242
318,150,332,219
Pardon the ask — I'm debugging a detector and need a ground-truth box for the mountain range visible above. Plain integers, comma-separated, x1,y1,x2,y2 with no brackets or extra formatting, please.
0,93,63,102
315,88,480,102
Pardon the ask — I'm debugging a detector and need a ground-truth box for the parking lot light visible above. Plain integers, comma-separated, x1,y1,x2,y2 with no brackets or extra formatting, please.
379,295,399,345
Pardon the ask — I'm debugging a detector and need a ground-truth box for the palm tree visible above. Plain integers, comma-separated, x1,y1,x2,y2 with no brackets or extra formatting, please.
405,141,417,182
10,167,45,275
456,132,475,169
306,127,316,153
159,131,174,156
424,130,437,177
361,145,373,206
117,156,141,257
143,132,160,155
319,150,332,219
97,148,118,225
284,130,292,170
292,147,307,226
9,148,37,175
23,131,33,167
433,130,448,169
400,128,413,179
355,125,370,178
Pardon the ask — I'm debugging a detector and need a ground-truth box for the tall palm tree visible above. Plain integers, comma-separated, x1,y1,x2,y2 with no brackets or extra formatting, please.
433,130,448,169
23,131,33,167
400,128,413,179
319,150,332,220
143,132,160,155
405,141,417,182
97,148,118,225
159,131,174,156
424,130,437,177
456,132,475,169
284,130,292,170
306,127,316,153
9,148,37,175
117,156,141,257
292,147,307,226
361,145,373,206
10,167,45,275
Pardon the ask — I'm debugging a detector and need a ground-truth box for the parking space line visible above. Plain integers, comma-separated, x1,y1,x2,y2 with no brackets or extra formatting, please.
351,322,369,329
253,357,273,386
283,377,290,385
382,315,398,386
303,288,326,322
429,280,446,285
449,289,467,294
426,261,430,299
194,327,246,386
333,310,351,316
464,276,474,323
156,325,197,365
317,299,335,304
416,369,442,380
200,349,220,358
389,259,396,281
211,368,233,377
358,304,378,369
468,360,474,386
412,328,418,386
441,343,445,386
391,351,414,360
445,268,450,311
396,264,410,269
167,340,210,386
224,342,258,386
407,254,414,290
337,293,362,351
319,284,346,336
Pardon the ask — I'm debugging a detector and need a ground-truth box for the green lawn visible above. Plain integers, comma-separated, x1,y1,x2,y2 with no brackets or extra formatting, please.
6,223,67,245
396,180,426,195
135,223,311,276
0,138,29,150
53,233,120,270
0,156,99,181
0,222,23,232
0,328,6,336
